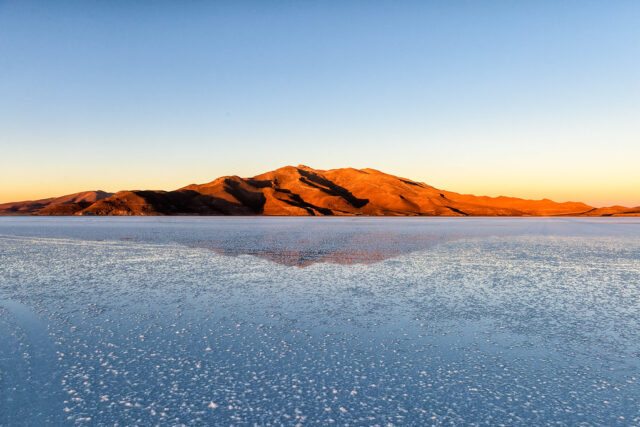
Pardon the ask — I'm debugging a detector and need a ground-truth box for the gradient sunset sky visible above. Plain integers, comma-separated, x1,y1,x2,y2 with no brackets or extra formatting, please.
1,1,638,207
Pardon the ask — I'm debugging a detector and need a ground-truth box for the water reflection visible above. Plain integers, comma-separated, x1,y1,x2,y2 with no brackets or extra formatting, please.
2,216,639,268
190,232,460,266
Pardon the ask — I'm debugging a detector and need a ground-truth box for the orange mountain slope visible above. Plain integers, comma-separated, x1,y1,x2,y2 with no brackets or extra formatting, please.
0,191,113,215
1,166,637,216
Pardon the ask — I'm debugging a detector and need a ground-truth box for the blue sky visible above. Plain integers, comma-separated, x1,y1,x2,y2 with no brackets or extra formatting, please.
1,0,638,206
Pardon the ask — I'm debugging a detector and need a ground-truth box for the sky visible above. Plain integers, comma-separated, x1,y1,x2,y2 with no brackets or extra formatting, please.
1,1,638,207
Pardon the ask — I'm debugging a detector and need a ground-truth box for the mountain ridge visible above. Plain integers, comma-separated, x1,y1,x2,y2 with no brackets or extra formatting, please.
1,166,638,216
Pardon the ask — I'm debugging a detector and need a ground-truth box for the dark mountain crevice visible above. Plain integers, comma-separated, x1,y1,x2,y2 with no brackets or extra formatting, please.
245,179,272,189
297,169,369,208
446,206,469,216
280,193,334,215
223,179,267,214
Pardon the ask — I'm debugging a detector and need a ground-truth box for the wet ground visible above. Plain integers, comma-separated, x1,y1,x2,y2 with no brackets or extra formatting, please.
1,217,639,425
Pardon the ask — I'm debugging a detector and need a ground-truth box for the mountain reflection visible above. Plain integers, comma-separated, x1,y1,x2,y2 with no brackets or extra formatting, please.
191,232,458,267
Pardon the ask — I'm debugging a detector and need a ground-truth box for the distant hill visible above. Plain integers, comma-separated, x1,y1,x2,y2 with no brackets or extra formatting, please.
1,166,638,216
0,191,113,215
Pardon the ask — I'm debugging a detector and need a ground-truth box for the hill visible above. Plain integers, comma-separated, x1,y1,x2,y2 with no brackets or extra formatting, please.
1,166,638,216
0,191,113,215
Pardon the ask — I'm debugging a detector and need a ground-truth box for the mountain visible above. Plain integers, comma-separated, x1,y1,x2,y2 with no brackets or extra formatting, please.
579,205,640,216
0,191,113,215
1,166,638,216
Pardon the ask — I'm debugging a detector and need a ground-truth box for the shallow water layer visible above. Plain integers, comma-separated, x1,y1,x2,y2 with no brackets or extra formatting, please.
0,217,639,425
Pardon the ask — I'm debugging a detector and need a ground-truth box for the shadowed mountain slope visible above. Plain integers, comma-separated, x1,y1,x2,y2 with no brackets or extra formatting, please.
1,166,637,216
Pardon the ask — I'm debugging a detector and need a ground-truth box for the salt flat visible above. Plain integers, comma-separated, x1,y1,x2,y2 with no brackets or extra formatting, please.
0,217,639,425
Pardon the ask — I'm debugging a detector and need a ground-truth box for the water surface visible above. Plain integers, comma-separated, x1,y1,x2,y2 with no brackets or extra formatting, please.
1,217,639,425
